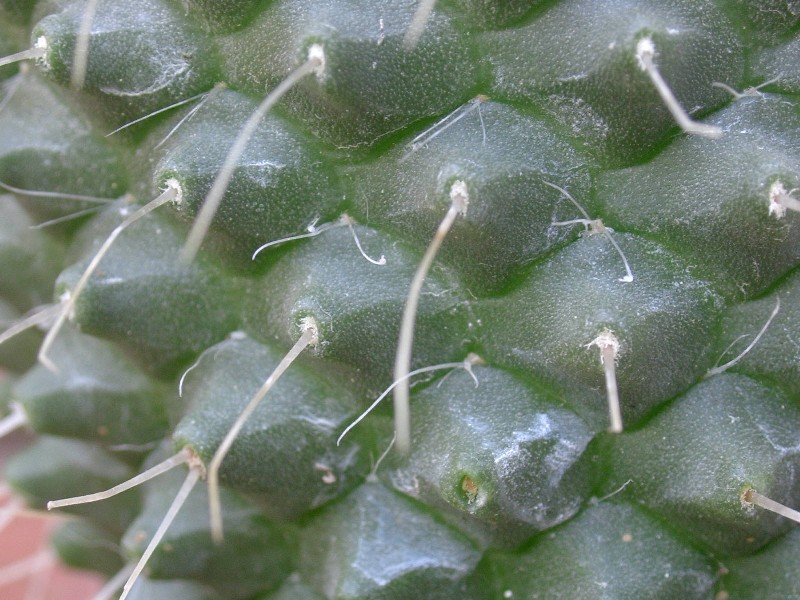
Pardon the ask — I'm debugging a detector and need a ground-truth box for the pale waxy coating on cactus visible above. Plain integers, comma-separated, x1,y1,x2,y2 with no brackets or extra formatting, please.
0,0,800,598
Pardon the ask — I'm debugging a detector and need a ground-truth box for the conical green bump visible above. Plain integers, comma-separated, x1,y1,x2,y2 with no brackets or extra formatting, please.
480,0,743,165
121,450,294,599
607,373,800,557
348,100,591,295
719,529,800,599
478,233,722,427
31,0,220,123
481,502,717,599
173,334,371,519
298,480,483,599
152,88,343,262
386,364,594,549
0,72,127,220
125,578,224,600
218,0,482,148
12,325,170,446
595,95,800,300
4,436,141,534
246,224,474,388
55,199,243,377
50,519,126,577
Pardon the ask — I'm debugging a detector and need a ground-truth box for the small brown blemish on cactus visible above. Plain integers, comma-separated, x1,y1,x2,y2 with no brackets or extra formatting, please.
461,476,479,504
586,329,623,433
207,317,319,544
741,486,800,524
621,532,633,543
180,44,326,264
393,181,469,455
315,463,337,485
635,37,722,139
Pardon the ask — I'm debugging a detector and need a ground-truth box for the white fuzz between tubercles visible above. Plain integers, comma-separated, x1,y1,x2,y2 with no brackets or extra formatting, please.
635,37,722,139
768,181,800,219
587,329,624,433
37,181,182,372
207,317,319,544
742,488,800,524
180,45,326,263
393,181,468,455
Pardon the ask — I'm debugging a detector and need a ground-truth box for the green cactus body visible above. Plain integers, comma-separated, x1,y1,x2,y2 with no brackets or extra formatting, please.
0,1,799,598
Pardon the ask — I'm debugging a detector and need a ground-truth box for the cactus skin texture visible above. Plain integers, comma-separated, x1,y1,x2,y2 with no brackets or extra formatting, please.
1,0,800,598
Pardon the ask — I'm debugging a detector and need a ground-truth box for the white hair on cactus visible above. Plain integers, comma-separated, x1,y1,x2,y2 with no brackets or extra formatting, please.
768,181,800,219
404,0,437,50
70,0,100,89
742,487,800,524
0,37,47,68
180,45,326,263
393,180,468,455
207,317,319,544
586,328,624,433
635,36,722,139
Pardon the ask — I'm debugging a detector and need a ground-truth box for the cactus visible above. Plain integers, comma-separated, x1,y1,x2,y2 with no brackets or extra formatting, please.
1,1,800,598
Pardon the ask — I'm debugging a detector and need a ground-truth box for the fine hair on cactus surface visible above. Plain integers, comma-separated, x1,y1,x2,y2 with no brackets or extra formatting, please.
1,1,800,599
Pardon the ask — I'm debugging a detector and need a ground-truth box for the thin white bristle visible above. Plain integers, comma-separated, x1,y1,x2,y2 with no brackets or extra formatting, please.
251,220,336,260
743,488,800,524
154,84,225,150
30,206,104,229
208,319,318,543
712,74,782,100
587,329,623,433
89,563,134,600
0,304,60,347
368,432,398,481
341,214,386,265
0,403,27,439
0,44,46,68
38,182,181,372
401,96,487,162
47,449,190,510
706,297,780,378
0,496,24,536
70,0,99,89
393,181,468,455
545,181,634,282
0,180,114,204
106,91,211,137
403,0,437,50
339,353,483,446
119,468,201,600
635,37,722,139
0,70,24,115
180,46,325,264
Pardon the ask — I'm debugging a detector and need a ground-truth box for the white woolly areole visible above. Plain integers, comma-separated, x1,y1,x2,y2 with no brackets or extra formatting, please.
450,180,469,216
34,36,49,69
587,329,620,364
635,37,655,71
307,43,326,78
299,315,320,347
163,178,184,207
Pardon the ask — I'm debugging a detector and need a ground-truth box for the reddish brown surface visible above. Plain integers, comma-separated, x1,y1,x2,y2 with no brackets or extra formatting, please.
0,430,105,600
